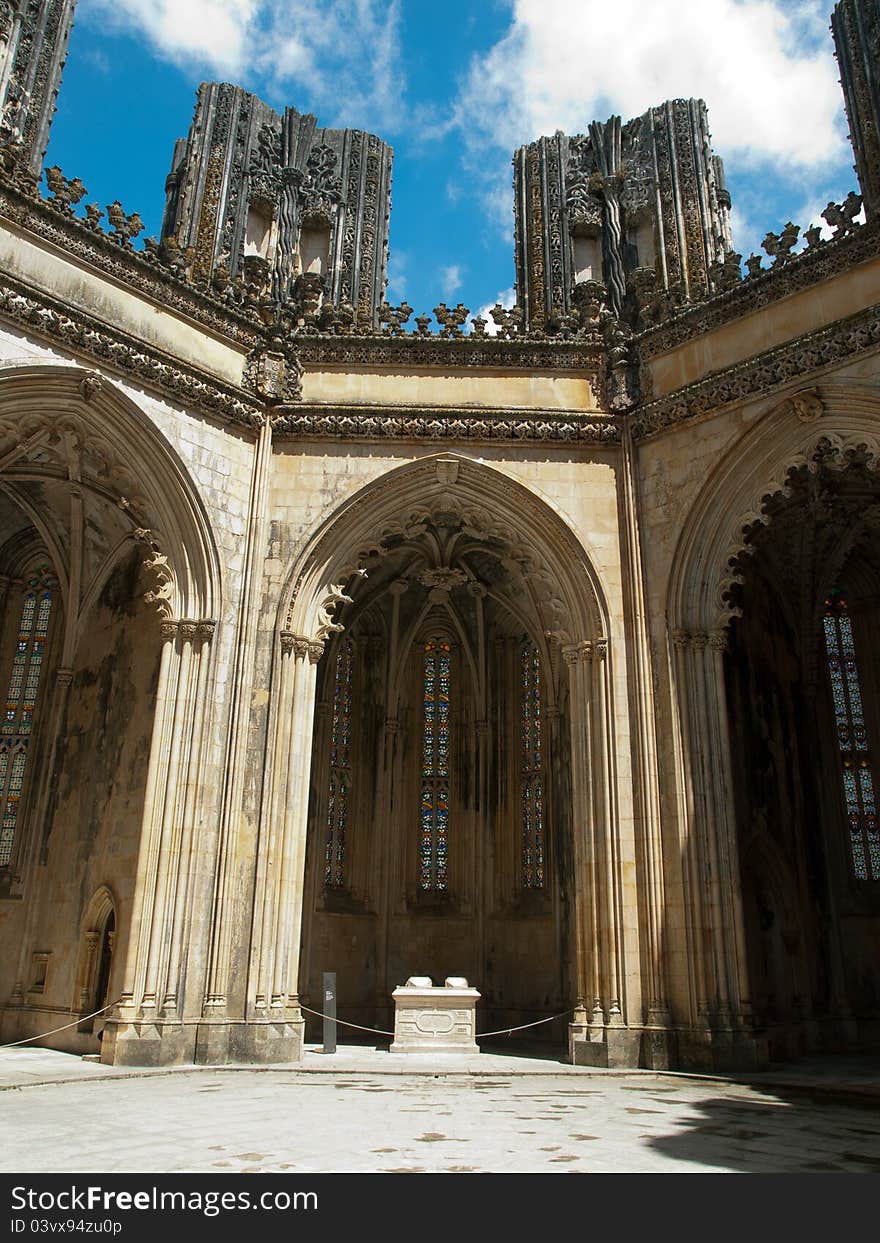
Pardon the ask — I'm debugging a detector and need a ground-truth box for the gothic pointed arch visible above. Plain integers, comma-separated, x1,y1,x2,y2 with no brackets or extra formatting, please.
0,363,222,626
280,453,609,647
252,452,638,1062
667,382,880,635
666,381,880,1057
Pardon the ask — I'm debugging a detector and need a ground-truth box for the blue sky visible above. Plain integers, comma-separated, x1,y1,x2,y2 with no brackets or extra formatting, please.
46,0,858,324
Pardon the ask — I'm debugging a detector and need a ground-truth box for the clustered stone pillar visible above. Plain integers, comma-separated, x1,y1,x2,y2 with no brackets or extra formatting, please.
671,627,762,1069
244,631,323,1062
565,638,639,1067
102,617,215,1066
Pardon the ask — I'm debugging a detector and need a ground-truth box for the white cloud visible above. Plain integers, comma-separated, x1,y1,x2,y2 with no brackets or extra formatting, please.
82,0,261,77
439,264,464,300
472,287,517,336
458,0,844,169
81,0,404,131
258,0,404,131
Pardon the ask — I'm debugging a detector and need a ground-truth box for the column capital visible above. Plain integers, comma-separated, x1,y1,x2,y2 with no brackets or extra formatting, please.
280,631,308,657
708,628,729,653
159,618,217,646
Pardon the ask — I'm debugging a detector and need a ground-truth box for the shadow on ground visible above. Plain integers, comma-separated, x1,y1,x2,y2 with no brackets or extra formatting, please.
645,1088,880,1173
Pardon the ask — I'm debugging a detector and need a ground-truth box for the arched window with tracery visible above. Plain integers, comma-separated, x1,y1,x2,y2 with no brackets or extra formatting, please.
822,590,879,881
324,637,353,888
520,641,545,888
0,565,54,868
420,636,451,891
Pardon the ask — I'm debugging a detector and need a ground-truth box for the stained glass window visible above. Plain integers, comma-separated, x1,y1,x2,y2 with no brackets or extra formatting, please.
521,642,545,888
0,568,54,868
420,637,451,890
823,592,879,881
324,637,353,888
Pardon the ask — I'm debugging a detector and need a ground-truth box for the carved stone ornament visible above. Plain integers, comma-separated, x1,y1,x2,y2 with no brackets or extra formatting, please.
635,302,880,440
79,372,104,404
273,406,621,445
314,584,354,642
417,567,469,591
776,388,824,424
243,345,303,402
133,531,175,621
0,274,264,429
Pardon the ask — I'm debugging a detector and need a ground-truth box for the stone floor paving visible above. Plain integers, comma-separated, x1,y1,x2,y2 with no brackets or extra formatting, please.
0,1047,879,1173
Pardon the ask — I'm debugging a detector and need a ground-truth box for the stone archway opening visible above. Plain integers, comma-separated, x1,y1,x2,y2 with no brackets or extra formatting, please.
255,453,625,1061
299,495,576,1044
724,449,880,1058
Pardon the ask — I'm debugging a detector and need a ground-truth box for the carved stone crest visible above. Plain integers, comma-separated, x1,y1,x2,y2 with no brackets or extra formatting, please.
243,344,303,402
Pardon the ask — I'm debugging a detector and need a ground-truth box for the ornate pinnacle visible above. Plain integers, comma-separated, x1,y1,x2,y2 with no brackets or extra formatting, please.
105,200,144,249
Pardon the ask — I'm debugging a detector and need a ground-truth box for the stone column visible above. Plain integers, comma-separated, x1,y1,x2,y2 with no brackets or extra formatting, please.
244,632,322,1062
567,638,640,1067
199,416,272,1046
671,627,765,1070
620,422,670,1049
77,932,100,1012
101,618,216,1067
563,642,596,1050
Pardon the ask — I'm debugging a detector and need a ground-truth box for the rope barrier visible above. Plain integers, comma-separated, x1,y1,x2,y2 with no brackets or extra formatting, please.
0,1002,574,1053
299,1004,394,1037
0,998,119,1049
298,1003,574,1041
476,1010,573,1039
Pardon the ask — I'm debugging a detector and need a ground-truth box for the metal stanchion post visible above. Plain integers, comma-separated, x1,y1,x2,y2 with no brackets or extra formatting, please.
323,971,337,1054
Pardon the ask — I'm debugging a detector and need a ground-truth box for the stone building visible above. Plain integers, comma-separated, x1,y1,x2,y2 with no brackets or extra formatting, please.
0,0,878,1072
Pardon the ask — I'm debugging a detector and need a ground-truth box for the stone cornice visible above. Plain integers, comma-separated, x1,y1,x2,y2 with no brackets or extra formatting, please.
632,300,880,440
0,181,263,349
0,275,265,429
638,219,880,361
272,403,622,444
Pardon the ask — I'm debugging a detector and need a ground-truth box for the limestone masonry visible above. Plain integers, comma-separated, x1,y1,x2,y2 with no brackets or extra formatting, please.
0,0,879,1072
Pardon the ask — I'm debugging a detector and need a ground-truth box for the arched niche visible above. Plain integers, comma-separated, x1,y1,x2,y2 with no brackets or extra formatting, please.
0,364,222,1058
250,453,636,1059
665,382,880,1060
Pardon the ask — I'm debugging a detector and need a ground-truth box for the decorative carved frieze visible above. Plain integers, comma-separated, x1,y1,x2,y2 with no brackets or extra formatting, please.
272,404,621,444
638,219,880,360
633,302,880,439
0,183,262,348
293,334,603,372
0,276,264,429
